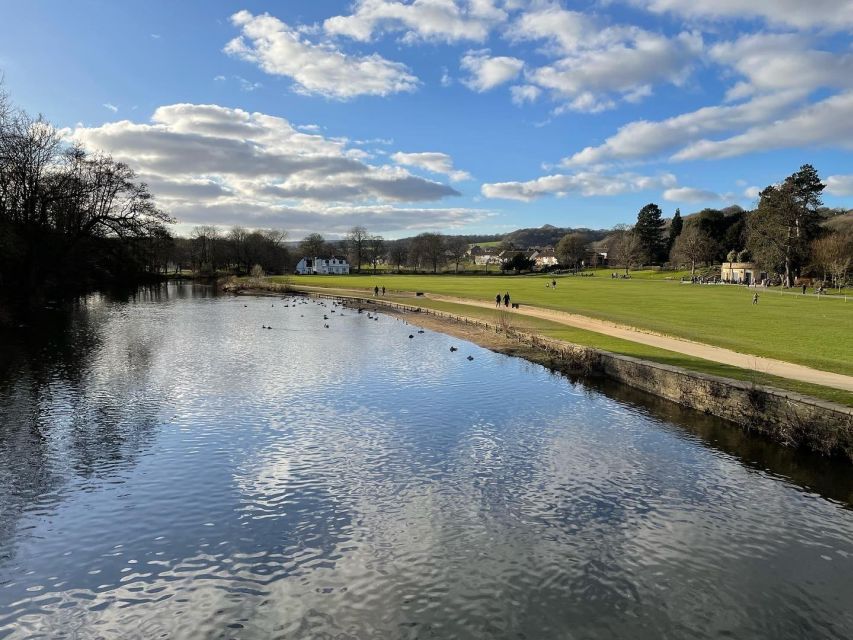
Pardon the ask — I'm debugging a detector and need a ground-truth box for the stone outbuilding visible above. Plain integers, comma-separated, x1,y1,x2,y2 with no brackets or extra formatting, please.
721,261,765,285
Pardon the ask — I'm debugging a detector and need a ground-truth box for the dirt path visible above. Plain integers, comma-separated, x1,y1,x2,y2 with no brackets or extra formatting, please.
291,285,853,392
425,293,853,392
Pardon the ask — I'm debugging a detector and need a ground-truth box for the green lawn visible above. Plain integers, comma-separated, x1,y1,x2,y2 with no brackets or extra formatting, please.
274,272,853,376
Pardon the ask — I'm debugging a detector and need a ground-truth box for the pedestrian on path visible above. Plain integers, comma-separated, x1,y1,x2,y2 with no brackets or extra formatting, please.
382,286,386,296
374,285,379,296
495,293,501,307
503,292,510,307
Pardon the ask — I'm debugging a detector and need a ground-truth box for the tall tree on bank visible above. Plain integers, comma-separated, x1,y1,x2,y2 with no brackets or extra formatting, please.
746,165,826,287
410,232,445,273
634,203,666,264
668,208,683,251
388,240,408,273
347,225,369,273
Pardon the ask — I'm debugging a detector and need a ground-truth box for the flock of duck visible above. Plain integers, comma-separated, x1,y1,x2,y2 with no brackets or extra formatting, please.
245,295,474,360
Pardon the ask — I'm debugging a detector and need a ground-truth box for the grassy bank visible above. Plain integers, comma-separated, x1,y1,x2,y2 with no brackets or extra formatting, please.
274,273,853,377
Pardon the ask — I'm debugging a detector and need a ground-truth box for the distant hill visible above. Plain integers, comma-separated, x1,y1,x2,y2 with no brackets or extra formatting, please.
502,224,609,248
823,210,853,233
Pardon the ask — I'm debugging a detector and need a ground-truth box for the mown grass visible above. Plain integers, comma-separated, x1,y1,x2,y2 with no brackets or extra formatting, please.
274,273,853,376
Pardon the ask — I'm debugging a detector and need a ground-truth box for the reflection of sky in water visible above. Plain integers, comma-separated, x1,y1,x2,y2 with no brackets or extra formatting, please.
0,283,852,639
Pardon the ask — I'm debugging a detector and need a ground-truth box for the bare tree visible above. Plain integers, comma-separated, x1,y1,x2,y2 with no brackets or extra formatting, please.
365,234,386,273
410,233,445,273
670,224,718,275
556,232,587,269
811,231,852,289
446,236,469,273
299,233,327,259
609,225,643,275
347,225,369,273
388,240,408,273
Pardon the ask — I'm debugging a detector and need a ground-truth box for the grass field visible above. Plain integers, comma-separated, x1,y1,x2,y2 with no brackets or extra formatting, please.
275,273,853,377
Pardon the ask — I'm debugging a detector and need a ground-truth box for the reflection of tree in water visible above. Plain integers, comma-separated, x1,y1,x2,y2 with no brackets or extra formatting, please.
0,287,165,558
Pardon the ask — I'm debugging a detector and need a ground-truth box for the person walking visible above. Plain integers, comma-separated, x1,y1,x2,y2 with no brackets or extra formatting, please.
551,278,557,289
802,284,807,295
382,286,386,296
752,292,759,305
374,285,379,296
495,293,501,307
503,292,510,308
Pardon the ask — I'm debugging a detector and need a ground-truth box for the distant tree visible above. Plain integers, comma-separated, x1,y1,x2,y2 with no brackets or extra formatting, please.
446,236,469,273
299,233,327,259
634,203,666,263
726,249,738,263
502,252,534,273
347,225,369,273
365,234,386,273
191,225,221,274
811,231,852,289
388,240,408,273
609,225,643,274
556,232,587,269
670,224,718,275
668,208,683,250
422,233,445,273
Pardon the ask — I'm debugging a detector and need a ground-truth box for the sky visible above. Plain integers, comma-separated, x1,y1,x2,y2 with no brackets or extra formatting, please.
1,0,852,239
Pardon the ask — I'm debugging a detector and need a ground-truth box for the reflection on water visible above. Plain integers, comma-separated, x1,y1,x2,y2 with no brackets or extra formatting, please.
0,282,851,639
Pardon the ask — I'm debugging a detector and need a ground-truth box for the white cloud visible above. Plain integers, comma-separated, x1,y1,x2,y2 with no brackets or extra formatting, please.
663,187,721,203
323,0,508,43
825,175,853,197
391,151,472,181
629,0,853,31
481,171,677,201
224,10,418,99
674,91,853,160
69,103,484,236
527,30,702,112
460,50,524,91
510,84,541,105
710,33,853,101
103,103,118,113
743,186,761,200
562,91,802,166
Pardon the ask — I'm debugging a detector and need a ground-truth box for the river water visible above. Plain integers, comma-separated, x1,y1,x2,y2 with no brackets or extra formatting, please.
1,282,851,639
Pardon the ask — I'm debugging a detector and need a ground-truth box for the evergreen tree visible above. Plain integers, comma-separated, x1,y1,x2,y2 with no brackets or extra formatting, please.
634,203,666,264
668,208,683,250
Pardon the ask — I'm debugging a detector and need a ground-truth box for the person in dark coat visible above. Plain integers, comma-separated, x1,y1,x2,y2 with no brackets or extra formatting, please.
503,292,510,307
495,293,501,307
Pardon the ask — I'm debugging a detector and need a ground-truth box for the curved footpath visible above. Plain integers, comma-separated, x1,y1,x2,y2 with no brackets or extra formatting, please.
425,293,853,393
291,285,853,393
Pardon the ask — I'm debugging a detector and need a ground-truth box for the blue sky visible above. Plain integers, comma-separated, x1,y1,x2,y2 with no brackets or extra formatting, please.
1,0,851,238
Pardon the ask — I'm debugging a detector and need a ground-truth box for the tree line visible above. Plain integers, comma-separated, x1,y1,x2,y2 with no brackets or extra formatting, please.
599,165,851,287
0,88,174,301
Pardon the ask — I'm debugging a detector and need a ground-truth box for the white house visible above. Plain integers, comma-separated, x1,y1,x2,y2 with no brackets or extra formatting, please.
530,248,558,268
295,256,350,275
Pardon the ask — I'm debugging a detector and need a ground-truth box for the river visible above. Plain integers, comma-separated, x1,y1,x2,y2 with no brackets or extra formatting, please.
1,282,851,639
